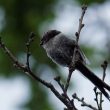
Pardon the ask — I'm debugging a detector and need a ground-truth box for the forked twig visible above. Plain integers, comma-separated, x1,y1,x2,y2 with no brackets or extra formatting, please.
72,93,98,110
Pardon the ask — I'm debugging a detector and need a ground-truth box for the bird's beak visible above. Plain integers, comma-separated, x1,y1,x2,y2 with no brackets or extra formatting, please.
40,41,43,46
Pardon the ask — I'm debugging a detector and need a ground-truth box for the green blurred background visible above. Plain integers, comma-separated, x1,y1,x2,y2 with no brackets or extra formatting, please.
0,0,110,110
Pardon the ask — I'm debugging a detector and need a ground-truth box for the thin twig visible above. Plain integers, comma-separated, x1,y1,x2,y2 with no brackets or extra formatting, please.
73,5,87,64
26,32,35,70
93,61,108,110
72,5,87,66
99,61,108,109
63,6,88,109
65,68,73,92
54,76,73,104
72,93,98,110
75,5,87,42
94,87,100,110
64,5,87,94
54,76,65,92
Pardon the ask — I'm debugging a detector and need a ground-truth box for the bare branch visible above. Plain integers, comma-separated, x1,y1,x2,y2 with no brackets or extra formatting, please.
72,93,98,110
75,5,87,42
93,60,108,110
94,87,100,110
65,68,73,92
101,60,108,81
54,76,65,92
65,5,87,95
71,5,87,69
94,61,108,110
55,6,88,110
54,76,77,110
26,32,35,70
99,61,108,109
0,35,77,110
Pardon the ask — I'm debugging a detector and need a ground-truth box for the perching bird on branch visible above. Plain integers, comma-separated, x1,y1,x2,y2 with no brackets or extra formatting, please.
40,30,110,101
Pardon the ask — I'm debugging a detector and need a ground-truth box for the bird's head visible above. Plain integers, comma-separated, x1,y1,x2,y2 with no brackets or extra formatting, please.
40,30,61,46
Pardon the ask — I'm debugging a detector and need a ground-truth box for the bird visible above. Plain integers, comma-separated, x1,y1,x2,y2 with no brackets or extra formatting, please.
40,29,110,101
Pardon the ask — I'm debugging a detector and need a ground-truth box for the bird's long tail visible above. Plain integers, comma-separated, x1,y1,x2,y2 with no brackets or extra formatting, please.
76,61,110,101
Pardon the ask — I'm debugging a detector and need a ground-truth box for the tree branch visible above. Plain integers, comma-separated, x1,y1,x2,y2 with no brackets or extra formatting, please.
25,32,35,70
99,61,108,109
72,93,98,110
64,4,87,94
0,36,77,110
93,60,108,110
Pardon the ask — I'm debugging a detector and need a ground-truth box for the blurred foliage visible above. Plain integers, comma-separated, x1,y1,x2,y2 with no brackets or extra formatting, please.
0,0,108,110
26,80,52,110
0,0,58,75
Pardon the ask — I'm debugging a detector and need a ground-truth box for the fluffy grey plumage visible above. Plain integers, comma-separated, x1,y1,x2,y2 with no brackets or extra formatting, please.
40,30,110,101
41,30,86,66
